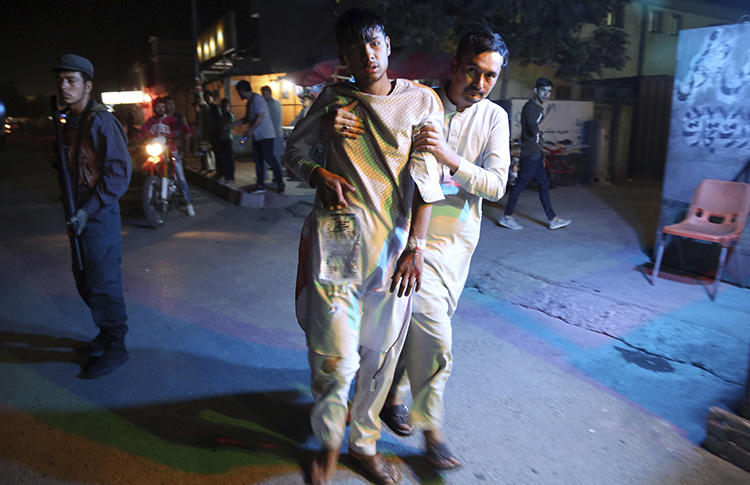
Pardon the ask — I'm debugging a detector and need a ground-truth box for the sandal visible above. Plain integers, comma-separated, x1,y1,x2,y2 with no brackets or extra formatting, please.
348,450,401,485
425,440,461,470
379,404,413,437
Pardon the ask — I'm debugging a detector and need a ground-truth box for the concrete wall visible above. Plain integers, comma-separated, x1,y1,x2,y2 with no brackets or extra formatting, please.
596,0,744,80
658,22,750,284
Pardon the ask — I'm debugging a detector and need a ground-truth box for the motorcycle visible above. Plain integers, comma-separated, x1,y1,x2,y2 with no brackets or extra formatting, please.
543,139,588,186
141,136,185,228
507,139,521,189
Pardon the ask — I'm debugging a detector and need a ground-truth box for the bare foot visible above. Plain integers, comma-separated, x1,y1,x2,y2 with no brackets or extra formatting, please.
310,448,339,485
348,449,401,484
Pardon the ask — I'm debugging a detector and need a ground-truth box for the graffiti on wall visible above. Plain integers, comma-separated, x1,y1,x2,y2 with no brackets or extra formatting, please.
682,106,750,153
673,25,750,155
675,27,750,104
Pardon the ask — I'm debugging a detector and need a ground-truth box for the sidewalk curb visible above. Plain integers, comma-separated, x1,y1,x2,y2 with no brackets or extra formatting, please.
183,155,314,208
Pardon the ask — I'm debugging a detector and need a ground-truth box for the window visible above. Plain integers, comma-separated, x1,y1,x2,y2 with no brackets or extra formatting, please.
669,14,683,35
648,10,663,33
606,5,625,28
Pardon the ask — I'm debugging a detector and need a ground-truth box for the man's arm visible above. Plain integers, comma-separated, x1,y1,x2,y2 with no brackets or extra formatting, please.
408,89,445,204
247,111,265,134
390,191,432,297
137,117,155,140
282,89,355,208
174,114,192,136
522,102,542,143
414,107,510,201
240,95,267,135
80,113,133,217
235,99,250,127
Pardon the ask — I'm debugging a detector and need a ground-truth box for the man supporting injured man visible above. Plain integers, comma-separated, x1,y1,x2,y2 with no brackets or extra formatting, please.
283,7,445,485
334,29,511,470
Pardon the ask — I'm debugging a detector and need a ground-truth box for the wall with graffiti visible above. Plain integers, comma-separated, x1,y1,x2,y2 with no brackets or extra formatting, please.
659,22,750,283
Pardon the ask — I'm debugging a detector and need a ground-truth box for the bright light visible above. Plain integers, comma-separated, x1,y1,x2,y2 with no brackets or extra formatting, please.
281,80,293,92
217,29,224,50
203,42,209,58
143,93,152,103
197,45,202,58
209,38,216,56
146,141,165,158
101,91,147,105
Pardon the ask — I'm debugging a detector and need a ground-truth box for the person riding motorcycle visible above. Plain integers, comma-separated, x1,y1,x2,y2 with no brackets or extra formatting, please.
138,97,195,216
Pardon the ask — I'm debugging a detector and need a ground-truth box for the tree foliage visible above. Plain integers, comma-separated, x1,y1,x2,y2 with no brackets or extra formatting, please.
335,0,631,80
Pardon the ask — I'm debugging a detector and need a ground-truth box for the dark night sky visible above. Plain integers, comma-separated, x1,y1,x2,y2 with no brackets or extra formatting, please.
1,0,749,98
0,0,238,97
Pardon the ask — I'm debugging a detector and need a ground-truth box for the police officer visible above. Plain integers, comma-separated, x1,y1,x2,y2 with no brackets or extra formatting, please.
55,54,132,378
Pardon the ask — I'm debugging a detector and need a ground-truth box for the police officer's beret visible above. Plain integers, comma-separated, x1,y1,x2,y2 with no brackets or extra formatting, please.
54,53,94,80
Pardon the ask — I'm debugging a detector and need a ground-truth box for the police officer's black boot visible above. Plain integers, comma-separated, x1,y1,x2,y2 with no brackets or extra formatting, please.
80,333,129,379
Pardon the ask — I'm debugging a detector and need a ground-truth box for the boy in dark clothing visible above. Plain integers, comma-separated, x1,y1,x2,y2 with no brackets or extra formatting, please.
498,77,571,230
214,98,235,183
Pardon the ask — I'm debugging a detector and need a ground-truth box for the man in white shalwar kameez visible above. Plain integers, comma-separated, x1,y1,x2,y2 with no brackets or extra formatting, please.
334,30,511,471
283,7,444,485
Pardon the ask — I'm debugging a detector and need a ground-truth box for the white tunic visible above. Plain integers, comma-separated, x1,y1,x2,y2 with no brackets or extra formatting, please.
414,87,511,317
284,78,444,356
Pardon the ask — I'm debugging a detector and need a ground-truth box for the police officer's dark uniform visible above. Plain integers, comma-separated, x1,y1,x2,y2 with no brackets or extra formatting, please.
55,54,132,378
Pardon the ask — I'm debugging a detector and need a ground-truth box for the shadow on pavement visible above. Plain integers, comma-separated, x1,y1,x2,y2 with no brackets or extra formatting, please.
0,329,85,365
0,323,318,480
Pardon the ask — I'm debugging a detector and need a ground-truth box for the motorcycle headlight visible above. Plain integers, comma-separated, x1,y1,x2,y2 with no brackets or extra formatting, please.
146,142,164,157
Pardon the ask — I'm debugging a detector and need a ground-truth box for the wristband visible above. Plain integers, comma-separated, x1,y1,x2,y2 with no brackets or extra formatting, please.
407,237,426,251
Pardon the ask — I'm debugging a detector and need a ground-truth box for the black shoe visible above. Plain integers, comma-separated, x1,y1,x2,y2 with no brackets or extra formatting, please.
276,184,285,194
80,348,129,379
247,184,266,193
379,404,413,437
75,331,108,355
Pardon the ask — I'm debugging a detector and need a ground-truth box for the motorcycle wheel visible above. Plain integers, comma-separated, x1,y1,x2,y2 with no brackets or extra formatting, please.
142,175,169,228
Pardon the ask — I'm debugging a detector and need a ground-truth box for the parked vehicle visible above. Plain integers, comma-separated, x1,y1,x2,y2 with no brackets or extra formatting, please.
507,139,521,188
141,136,185,228
543,139,587,186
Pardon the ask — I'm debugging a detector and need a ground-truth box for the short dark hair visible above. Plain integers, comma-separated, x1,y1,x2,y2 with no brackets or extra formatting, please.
335,7,386,49
152,97,166,110
220,98,229,107
235,80,251,92
81,72,93,83
456,31,509,68
261,86,271,95
536,77,553,88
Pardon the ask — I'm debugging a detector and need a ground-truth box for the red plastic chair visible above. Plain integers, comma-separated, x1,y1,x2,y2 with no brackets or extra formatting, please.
652,179,750,299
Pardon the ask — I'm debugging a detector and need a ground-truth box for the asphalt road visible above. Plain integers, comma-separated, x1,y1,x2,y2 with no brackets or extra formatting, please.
1,136,748,484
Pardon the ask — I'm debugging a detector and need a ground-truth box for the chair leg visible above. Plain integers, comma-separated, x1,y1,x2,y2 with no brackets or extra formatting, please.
733,244,747,289
675,236,687,274
652,233,667,285
711,246,729,300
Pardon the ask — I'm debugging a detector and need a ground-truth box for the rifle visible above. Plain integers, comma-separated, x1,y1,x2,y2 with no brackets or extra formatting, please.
50,95,86,291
